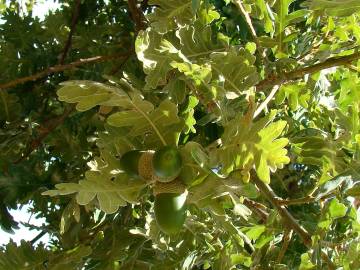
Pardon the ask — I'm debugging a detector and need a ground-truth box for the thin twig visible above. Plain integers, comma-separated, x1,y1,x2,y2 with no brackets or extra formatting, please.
0,51,133,91
277,191,336,206
276,229,293,264
233,0,265,58
59,0,82,64
277,196,316,206
253,85,280,118
30,231,47,245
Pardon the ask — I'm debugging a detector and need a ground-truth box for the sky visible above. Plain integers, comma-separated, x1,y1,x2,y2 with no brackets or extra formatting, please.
32,1,61,20
0,205,49,246
0,1,60,246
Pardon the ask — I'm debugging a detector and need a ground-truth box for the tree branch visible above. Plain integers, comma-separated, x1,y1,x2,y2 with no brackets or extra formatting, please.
14,105,76,163
243,198,269,223
253,177,312,246
0,51,133,91
276,229,293,264
256,51,360,91
253,176,336,269
59,0,82,64
127,0,147,32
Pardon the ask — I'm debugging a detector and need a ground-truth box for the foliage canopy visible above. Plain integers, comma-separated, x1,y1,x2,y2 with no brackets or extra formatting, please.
1,0,360,269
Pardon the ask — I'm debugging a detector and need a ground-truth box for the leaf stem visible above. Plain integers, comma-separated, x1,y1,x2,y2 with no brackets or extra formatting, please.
131,101,167,146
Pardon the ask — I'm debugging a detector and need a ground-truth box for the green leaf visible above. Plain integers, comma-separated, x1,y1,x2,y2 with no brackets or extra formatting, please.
146,0,194,33
230,253,252,267
163,77,187,104
244,0,274,33
43,153,146,214
107,99,183,147
305,0,360,17
58,80,183,147
346,182,360,197
210,48,259,95
275,83,310,110
176,23,228,60
179,142,208,186
299,253,315,270
245,225,266,241
57,80,128,111
291,134,346,173
0,241,91,270
273,0,309,56
0,241,49,270
314,168,360,199
329,198,347,219
181,96,198,134
136,30,184,89
214,110,290,183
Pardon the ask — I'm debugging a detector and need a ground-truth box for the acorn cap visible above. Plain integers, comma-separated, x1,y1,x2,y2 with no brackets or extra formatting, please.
138,151,154,182
153,178,186,196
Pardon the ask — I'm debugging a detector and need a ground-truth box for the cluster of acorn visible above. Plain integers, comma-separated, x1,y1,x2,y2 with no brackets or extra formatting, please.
119,146,187,234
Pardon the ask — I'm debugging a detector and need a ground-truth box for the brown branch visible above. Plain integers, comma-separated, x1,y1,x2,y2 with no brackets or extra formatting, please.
59,0,82,64
256,51,360,91
253,176,336,269
277,196,316,206
277,191,336,206
0,51,133,91
243,198,269,223
253,177,312,246
127,0,147,32
276,229,293,264
140,0,149,10
14,105,76,163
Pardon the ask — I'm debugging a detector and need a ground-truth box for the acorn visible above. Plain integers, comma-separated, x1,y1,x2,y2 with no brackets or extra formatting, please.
153,179,187,235
119,150,143,178
152,146,183,183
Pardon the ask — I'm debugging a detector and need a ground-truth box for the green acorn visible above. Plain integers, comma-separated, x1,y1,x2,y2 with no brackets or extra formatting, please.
152,146,183,182
119,150,143,178
154,191,187,235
